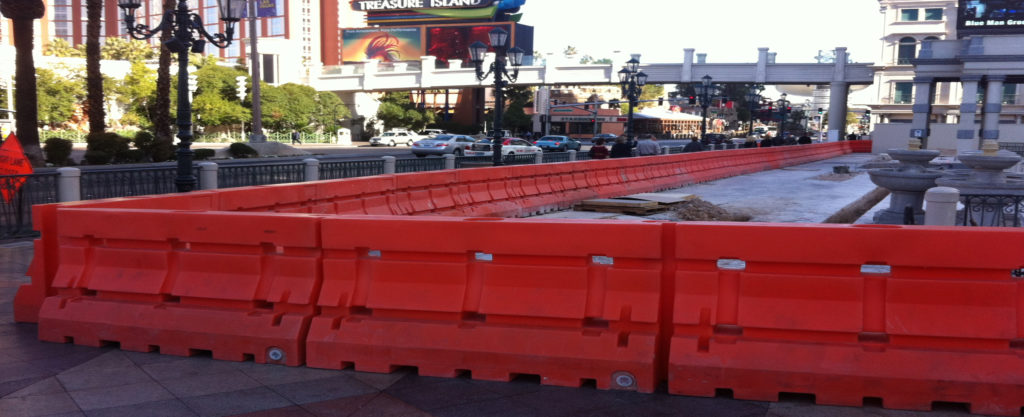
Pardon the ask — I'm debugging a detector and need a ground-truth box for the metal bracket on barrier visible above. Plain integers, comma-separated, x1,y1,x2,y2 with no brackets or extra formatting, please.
474,252,493,262
366,250,382,258
592,256,614,265
860,264,891,275
716,259,746,271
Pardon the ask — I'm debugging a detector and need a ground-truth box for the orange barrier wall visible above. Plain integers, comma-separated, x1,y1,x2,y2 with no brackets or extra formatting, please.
668,223,1024,416
15,142,859,322
308,216,667,392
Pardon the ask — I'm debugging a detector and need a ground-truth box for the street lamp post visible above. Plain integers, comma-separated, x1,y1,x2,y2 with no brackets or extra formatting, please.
468,27,524,167
617,57,647,146
118,0,244,192
745,84,763,137
776,93,791,142
694,74,721,140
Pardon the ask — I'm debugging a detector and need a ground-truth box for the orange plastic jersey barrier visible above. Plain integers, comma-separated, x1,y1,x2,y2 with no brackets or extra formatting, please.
307,216,667,392
668,222,1024,416
35,208,322,366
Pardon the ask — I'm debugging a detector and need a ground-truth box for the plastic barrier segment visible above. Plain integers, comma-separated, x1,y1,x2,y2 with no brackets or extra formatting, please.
36,208,322,366
669,222,1024,414
309,216,666,392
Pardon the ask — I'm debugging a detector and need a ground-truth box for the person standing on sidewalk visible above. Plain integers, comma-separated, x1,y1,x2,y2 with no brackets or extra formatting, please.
609,137,633,158
636,134,660,156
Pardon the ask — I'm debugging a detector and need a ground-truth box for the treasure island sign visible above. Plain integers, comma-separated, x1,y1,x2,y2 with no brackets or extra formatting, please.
352,0,491,11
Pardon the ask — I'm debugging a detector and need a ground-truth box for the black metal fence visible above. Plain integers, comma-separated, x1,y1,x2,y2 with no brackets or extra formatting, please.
1,173,58,239
320,160,384,180
959,194,1024,227
218,162,306,189
395,157,445,173
80,166,184,200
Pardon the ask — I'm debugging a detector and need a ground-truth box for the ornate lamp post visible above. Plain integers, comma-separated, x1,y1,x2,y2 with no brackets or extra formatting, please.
617,57,647,145
745,84,763,137
118,0,245,192
694,74,721,140
468,27,524,166
776,92,791,142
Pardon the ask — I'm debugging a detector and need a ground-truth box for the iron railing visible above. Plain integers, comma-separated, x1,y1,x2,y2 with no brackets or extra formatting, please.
454,156,493,168
503,154,537,166
959,194,1024,227
395,157,445,173
320,159,385,180
543,152,572,163
218,162,305,189
80,166,183,200
1,173,58,239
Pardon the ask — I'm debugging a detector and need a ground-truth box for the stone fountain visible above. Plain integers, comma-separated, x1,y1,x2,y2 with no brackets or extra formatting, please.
936,140,1024,226
868,139,944,224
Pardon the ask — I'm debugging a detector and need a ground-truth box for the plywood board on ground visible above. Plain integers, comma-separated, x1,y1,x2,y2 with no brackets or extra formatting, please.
619,193,696,205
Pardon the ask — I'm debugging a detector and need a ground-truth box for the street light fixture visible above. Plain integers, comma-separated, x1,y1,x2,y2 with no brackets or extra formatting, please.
618,57,647,146
469,27,524,166
776,92,791,142
118,0,244,192
694,74,722,140
745,84,763,137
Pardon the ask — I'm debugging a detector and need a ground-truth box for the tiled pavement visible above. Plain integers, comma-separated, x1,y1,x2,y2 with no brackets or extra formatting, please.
0,171,987,417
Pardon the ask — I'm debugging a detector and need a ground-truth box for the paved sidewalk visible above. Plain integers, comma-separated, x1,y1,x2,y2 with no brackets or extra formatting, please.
0,155,980,417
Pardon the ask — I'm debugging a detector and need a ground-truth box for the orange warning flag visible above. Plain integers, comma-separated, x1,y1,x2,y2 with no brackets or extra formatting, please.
0,133,34,203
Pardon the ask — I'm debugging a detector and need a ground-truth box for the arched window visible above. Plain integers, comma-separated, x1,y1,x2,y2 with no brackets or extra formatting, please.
898,37,917,65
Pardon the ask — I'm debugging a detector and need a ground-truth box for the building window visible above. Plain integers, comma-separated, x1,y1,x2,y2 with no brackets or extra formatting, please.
900,9,919,21
897,37,916,65
924,8,943,20
268,17,285,36
894,82,914,104
1004,83,1018,105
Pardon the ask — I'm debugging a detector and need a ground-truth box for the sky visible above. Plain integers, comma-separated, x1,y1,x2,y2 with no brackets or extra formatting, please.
518,0,884,65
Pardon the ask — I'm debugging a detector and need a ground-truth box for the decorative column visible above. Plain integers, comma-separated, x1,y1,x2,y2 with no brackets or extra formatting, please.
981,75,1005,142
955,75,982,153
909,76,934,146
827,47,849,142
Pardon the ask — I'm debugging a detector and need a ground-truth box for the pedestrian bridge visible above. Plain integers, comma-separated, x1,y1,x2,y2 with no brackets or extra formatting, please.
309,47,874,92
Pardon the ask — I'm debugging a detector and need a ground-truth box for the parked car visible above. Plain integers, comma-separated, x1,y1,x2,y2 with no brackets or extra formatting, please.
533,135,582,152
411,134,477,157
420,129,447,138
465,138,542,157
369,130,420,147
701,133,729,145
591,133,618,142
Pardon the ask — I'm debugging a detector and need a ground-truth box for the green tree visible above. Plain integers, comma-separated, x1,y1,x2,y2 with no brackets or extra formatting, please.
374,91,434,131
313,91,350,132
563,45,578,60
152,0,176,145
113,61,157,126
44,38,84,57
191,60,249,128
260,83,318,131
101,37,156,62
36,68,79,128
493,85,532,134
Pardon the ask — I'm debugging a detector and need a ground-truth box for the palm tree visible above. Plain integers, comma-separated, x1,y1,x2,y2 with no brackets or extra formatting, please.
85,0,104,134
152,0,175,145
0,0,46,166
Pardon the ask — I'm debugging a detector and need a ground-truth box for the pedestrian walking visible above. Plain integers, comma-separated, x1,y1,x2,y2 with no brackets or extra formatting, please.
291,130,302,145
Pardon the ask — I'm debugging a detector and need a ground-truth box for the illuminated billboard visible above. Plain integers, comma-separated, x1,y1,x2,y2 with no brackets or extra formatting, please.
341,27,424,62
426,23,533,66
958,0,1024,36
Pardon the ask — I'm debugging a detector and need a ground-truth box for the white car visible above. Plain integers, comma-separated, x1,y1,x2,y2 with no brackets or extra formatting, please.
369,130,420,147
420,129,448,138
411,134,476,157
464,138,542,157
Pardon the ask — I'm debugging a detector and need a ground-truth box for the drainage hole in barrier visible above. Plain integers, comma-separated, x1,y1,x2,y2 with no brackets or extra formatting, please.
579,378,598,389
461,312,486,322
510,374,541,384
148,345,160,354
188,349,213,358
583,318,610,328
1013,268,1024,279
242,353,255,362
454,369,472,379
931,401,970,413
714,388,734,399
350,306,372,316
100,340,121,349
716,259,746,271
862,397,884,408
778,392,816,404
